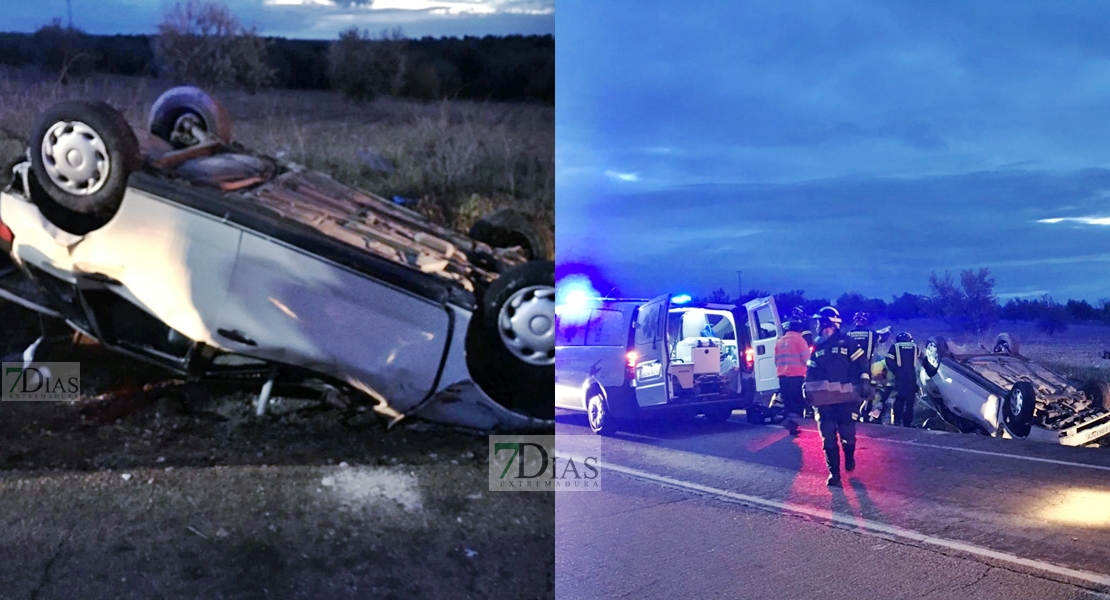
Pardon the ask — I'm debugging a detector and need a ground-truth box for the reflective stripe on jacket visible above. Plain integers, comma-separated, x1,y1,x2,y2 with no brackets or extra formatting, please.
775,331,811,378
884,341,919,384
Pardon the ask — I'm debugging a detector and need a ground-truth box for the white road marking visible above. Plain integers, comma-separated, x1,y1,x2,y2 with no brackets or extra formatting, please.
558,452,1110,589
796,427,1110,473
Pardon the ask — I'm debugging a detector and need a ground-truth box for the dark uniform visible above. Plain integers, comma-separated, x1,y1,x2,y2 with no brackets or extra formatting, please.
845,325,879,366
884,340,920,427
789,307,815,347
805,328,868,482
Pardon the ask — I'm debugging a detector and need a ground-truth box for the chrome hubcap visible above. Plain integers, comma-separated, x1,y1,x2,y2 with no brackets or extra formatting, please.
41,120,109,195
498,285,555,366
1010,389,1023,415
925,343,939,369
588,397,601,428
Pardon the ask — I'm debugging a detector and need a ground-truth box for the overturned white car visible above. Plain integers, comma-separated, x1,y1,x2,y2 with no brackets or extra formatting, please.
0,87,553,431
919,334,1110,446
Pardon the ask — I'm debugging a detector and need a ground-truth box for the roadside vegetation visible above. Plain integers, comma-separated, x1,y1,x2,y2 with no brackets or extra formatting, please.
0,0,553,239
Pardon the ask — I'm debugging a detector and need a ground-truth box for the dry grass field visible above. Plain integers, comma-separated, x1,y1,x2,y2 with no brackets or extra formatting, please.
0,69,554,244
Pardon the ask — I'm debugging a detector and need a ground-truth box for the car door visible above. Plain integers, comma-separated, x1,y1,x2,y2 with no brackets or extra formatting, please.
3,185,242,366
213,231,451,409
744,296,782,395
632,294,670,407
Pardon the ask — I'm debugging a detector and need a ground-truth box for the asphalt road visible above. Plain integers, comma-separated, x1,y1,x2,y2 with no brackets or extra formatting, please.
555,409,1110,600
0,380,554,600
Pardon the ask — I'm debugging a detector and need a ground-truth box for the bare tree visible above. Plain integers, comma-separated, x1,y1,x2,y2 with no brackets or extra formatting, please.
153,0,275,92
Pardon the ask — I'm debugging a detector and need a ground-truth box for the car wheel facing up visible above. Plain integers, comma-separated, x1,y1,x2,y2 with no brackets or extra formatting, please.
1002,381,1036,438
148,86,233,148
467,260,554,420
29,100,141,234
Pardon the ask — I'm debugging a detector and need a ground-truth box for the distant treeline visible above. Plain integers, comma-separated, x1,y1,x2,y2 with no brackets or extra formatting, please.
0,30,554,104
693,268,1107,336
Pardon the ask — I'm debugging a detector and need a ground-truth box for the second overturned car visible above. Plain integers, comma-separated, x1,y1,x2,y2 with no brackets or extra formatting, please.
0,87,553,431
919,333,1110,446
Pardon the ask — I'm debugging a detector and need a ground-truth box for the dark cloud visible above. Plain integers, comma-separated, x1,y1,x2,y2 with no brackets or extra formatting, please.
557,169,1110,302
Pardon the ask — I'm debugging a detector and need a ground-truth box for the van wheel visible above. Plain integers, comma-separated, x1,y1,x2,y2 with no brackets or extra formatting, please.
149,86,232,148
1002,381,1036,438
29,100,140,231
587,393,618,435
703,407,733,422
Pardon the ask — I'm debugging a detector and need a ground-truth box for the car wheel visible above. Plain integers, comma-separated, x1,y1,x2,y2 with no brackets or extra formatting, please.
587,392,618,435
1081,379,1110,410
1002,381,1036,438
469,209,550,261
468,260,554,419
702,407,733,423
993,333,1020,356
922,336,949,377
29,100,140,230
149,86,232,148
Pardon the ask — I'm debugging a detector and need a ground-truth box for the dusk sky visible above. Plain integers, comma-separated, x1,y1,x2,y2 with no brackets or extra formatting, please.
3,0,553,39
557,0,1110,303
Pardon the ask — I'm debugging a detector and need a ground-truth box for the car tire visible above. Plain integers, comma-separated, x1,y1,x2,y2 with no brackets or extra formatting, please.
1081,379,1110,410
469,209,550,261
1002,381,1036,438
922,336,949,377
29,100,140,229
467,260,554,420
993,333,1020,356
149,86,232,148
702,407,733,422
587,392,619,435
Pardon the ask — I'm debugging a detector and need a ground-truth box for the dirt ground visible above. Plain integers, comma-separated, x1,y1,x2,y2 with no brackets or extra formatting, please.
0,315,554,599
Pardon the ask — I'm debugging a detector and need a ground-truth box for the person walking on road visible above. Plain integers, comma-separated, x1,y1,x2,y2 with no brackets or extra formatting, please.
805,306,869,487
884,332,921,427
775,319,811,435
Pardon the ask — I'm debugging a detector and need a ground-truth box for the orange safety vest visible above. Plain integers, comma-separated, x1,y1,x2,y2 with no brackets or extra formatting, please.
775,331,811,378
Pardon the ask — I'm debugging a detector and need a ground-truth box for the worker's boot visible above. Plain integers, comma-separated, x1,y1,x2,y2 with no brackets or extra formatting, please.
826,472,841,487
843,443,856,472
823,441,840,486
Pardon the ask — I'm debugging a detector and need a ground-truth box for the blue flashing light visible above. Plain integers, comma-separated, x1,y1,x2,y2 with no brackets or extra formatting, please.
556,275,600,324
672,294,692,305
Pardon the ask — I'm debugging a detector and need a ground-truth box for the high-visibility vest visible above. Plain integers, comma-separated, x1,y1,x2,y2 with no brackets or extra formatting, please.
775,331,811,377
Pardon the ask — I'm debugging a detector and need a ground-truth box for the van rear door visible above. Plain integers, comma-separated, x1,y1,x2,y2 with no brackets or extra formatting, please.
632,294,671,407
744,296,782,396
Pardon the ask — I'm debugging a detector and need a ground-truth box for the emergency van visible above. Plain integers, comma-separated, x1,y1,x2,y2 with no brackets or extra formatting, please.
555,294,785,434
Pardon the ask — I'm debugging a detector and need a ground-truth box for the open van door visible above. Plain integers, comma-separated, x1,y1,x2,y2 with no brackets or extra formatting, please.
744,296,782,397
631,294,670,408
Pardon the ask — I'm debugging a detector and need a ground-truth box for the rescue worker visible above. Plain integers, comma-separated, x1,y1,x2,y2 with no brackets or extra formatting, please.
884,332,920,427
846,311,880,366
791,306,815,346
805,306,869,487
846,311,888,420
774,319,811,436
